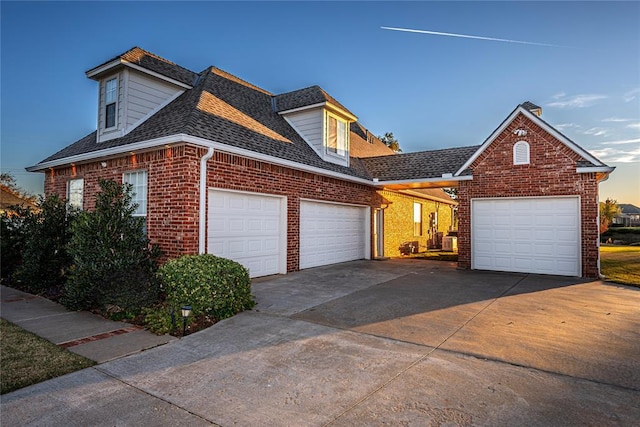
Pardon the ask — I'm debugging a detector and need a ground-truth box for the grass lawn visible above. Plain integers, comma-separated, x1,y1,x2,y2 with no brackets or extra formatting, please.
0,319,95,394
600,245,640,287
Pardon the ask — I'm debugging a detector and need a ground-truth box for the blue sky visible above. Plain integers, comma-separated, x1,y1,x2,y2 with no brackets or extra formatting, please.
2,1,639,205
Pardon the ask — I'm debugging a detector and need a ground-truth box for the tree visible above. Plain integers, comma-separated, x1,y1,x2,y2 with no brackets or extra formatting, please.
14,195,77,297
378,132,402,153
64,179,162,312
1,172,35,203
599,198,619,233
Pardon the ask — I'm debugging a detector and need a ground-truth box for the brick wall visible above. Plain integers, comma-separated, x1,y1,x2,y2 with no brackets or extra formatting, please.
378,190,454,257
457,113,601,277
207,151,381,272
44,145,202,260
45,144,382,272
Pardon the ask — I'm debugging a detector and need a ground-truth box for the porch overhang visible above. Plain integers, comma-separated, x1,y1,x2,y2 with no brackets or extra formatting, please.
373,175,473,190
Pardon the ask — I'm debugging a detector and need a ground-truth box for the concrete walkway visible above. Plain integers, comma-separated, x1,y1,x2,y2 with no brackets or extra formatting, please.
1,259,639,426
0,285,174,363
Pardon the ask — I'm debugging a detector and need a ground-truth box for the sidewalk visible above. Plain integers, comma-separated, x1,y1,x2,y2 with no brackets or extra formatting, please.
0,285,175,363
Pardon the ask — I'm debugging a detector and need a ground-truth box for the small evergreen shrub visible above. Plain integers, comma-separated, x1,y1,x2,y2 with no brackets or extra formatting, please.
14,195,77,296
0,205,34,280
64,179,162,312
158,254,255,321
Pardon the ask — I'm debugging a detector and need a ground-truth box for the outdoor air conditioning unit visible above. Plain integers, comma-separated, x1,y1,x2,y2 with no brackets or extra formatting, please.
442,236,458,252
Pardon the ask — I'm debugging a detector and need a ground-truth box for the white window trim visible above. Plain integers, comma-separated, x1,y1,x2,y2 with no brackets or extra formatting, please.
105,76,118,130
123,170,148,218
67,178,84,210
324,111,348,159
413,202,422,236
513,140,530,165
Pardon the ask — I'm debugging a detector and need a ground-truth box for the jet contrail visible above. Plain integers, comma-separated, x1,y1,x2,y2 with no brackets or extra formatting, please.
381,26,572,48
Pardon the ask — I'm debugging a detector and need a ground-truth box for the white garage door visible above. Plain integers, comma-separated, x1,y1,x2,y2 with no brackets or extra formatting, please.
472,197,580,276
208,190,285,278
300,200,368,269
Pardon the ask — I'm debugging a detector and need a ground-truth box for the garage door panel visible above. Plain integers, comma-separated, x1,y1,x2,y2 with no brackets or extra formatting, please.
208,190,283,278
300,201,366,269
472,197,580,276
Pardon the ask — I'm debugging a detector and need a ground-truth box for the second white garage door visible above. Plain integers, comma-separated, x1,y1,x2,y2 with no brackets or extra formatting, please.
472,197,580,276
300,200,368,269
208,189,285,278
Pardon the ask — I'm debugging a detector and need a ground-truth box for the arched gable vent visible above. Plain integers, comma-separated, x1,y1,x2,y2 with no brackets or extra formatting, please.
513,140,530,165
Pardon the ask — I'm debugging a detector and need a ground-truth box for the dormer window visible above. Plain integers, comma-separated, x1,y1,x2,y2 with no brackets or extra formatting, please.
325,111,348,158
105,77,118,128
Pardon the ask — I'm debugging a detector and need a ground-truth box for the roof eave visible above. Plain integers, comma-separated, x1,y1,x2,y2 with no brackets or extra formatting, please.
277,101,358,122
26,133,375,186
86,60,192,89
375,175,473,190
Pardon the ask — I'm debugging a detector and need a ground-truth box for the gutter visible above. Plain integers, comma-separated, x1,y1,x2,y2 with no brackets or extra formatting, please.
199,147,214,254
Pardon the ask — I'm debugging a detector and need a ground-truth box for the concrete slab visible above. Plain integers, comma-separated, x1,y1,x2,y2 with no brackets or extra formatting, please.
441,277,640,390
334,349,640,426
0,368,213,426
0,285,70,322
69,329,176,363
292,268,525,346
15,311,132,345
252,259,431,316
99,311,429,426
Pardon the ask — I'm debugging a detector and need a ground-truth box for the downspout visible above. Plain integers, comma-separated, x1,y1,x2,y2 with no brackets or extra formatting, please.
199,147,215,254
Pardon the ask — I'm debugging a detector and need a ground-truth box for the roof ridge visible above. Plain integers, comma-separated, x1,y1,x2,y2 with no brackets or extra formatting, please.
210,66,273,95
121,46,198,79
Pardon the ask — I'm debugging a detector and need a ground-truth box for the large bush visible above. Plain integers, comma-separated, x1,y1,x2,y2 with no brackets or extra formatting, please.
14,195,77,296
158,254,255,321
64,179,161,312
0,205,34,280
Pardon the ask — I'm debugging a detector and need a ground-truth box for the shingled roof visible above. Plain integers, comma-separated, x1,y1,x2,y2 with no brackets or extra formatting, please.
39,66,374,179
361,146,481,181
274,85,356,117
86,47,199,86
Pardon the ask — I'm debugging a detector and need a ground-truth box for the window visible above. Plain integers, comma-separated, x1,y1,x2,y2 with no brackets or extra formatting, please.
123,170,147,218
105,77,118,128
326,113,347,157
513,140,530,165
67,178,84,209
413,202,422,236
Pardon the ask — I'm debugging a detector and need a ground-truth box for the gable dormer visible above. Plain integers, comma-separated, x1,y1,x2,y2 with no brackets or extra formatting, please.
85,47,197,143
274,86,357,167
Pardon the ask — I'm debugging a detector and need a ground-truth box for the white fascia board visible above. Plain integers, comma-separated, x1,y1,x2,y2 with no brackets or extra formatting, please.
86,59,122,78
577,166,615,174
454,106,607,176
181,135,372,185
26,135,182,172
86,59,192,89
277,102,326,115
278,102,358,122
375,175,473,187
27,134,374,186
123,63,192,89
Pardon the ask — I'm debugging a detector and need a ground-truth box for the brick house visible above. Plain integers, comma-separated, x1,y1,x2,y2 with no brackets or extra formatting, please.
28,47,613,278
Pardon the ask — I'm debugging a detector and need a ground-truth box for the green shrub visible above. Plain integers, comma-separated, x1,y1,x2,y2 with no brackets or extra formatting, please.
14,195,77,296
158,254,255,321
64,179,162,312
0,205,34,280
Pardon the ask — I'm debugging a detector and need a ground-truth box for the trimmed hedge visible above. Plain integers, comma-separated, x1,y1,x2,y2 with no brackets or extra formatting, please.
158,254,255,321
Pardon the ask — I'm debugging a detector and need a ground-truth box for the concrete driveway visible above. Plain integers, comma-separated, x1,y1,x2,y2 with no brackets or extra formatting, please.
2,259,639,426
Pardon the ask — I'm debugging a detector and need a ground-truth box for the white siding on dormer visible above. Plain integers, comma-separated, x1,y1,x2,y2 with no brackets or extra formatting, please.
125,71,184,130
97,69,185,143
97,73,124,143
283,108,324,156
